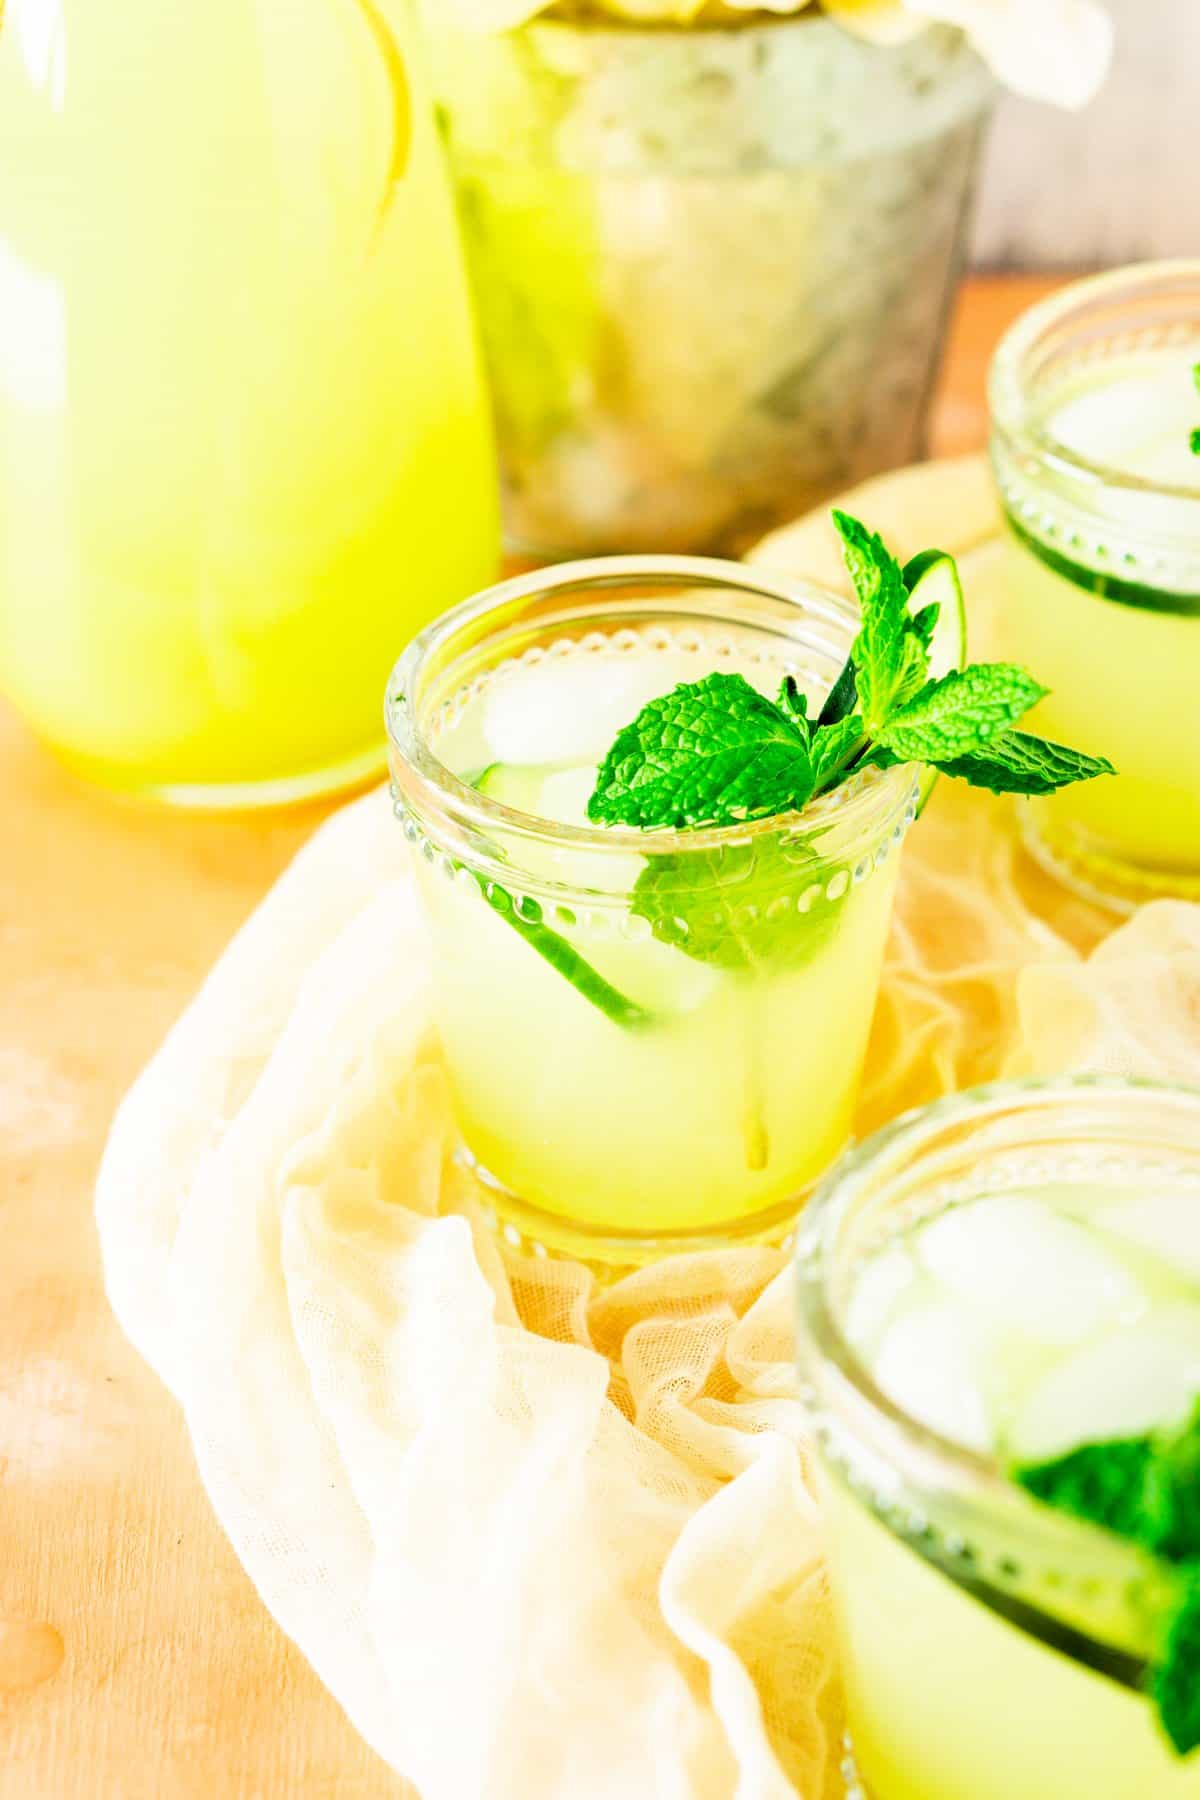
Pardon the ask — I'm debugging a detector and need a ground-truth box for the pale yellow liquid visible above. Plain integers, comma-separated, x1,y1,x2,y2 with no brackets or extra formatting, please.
1000,547,1200,872
995,349,1200,882
829,1485,1200,1800
0,0,498,799
828,1181,1200,1799
413,633,906,1252
419,854,898,1241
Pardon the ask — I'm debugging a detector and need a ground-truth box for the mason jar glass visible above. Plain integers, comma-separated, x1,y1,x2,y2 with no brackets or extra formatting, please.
433,16,993,557
990,263,1200,909
386,557,917,1268
795,1075,1200,1800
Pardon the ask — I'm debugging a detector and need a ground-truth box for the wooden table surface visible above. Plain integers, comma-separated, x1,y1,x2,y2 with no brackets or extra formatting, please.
0,275,1061,1799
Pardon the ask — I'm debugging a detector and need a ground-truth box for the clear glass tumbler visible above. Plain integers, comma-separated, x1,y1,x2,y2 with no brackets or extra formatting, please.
387,557,917,1268
990,262,1200,909
434,16,992,557
796,1075,1200,1800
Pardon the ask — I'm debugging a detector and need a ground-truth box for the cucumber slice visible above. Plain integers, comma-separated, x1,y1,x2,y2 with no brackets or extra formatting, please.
475,761,596,830
903,548,967,681
475,760,546,813
902,548,968,812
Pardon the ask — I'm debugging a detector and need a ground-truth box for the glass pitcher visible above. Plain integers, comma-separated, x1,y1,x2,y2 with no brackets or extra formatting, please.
0,0,499,806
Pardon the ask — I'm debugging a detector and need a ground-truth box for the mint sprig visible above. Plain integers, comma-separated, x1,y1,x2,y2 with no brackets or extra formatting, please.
1014,1399,1200,1755
590,512,1113,846
581,509,1113,1031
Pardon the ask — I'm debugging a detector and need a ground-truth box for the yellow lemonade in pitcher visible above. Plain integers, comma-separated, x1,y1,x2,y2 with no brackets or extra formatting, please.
0,0,498,803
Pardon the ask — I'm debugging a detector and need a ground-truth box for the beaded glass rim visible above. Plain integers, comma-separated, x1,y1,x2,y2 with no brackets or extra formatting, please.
795,1074,1200,1579
990,260,1200,508
384,554,916,863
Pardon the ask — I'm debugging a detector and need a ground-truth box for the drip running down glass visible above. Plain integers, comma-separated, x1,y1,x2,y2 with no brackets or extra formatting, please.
990,262,1200,908
386,558,917,1268
795,1076,1200,1800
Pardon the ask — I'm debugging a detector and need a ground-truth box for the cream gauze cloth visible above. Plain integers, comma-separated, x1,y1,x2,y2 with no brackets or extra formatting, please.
96,457,1200,1800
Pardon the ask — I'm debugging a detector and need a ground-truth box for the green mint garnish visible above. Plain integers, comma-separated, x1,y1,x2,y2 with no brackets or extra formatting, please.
630,835,839,976
589,511,1113,840
816,651,858,728
1156,1571,1200,1756
1192,363,1200,456
919,731,1117,797
1017,1435,1169,1551
870,663,1047,765
810,712,867,795
1014,1399,1200,1755
832,510,913,731
587,669,817,830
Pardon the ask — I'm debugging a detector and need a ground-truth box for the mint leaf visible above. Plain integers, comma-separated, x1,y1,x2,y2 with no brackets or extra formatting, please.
873,664,1046,764
631,834,844,975
893,630,933,711
1154,1568,1200,1755
777,675,810,728
1014,1397,1200,1759
1014,1402,1200,1565
833,510,910,731
932,730,1116,796
1015,1436,1164,1548
1154,1402,1200,1563
817,655,858,728
810,713,866,795
587,672,815,830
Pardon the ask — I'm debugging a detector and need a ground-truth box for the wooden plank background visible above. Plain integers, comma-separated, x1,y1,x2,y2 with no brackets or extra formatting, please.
971,0,1197,269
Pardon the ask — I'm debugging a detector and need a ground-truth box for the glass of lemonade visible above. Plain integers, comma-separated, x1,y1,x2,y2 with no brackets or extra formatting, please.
795,1076,1200,1800
386,559,918,1267
0,0,498,806
990,263,1200,908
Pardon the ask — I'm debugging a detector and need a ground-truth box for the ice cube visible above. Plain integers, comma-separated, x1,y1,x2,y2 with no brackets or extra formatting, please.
1009,1303,1200,1463
1096,1189,1200,1284
915,1194,1143,1347
844,1243,917,1356
1050,354,1200,490
1051,375,1160,467
871,1300,993,1454
483,649,699,766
